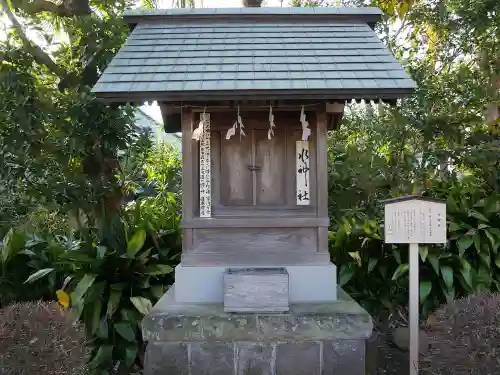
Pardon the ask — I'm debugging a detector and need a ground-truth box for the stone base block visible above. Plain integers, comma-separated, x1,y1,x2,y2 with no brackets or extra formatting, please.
174,263,337,303
143,286,372,375
145,340,366,375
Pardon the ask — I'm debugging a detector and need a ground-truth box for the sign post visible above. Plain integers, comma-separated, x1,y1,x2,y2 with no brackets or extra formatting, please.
382,195,447,375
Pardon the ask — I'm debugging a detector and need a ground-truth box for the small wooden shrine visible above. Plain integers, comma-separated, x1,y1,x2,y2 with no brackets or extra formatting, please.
93,7,416,375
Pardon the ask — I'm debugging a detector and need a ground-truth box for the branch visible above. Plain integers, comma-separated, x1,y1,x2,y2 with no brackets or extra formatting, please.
13,0,91,17
0,0,67,78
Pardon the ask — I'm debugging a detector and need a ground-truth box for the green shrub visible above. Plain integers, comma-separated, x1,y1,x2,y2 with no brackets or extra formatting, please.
330,193,500,318
0,301,89,375
25,193,181,374
0,228,65,307
422,293,500,375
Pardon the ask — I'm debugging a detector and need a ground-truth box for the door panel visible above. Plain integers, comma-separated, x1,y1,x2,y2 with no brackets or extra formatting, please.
220,132,253,205
255,130,286,205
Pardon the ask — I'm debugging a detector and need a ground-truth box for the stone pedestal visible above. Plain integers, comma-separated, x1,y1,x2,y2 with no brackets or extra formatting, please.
174,263,337,303
142,286,373,375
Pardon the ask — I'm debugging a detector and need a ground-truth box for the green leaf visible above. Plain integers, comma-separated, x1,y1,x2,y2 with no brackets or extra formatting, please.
2,229,26,263
473,234,481,253
398,1,410,18
419,246,428,262
446,195,459,213
106,285,123,317
391,264,409,281
85,281,106,303
144,264,174,276
441,266,454,289
127,229,147,258
419,281,432,303
460,258,473,290
469,210,489,222
496,254,500,269
90,299,102,335
89,345,113,369
130,296,152,315
448,222,462,232
96,246,107,259
457,236,474,255
72,298,85,321
367,258,378,273
72,274,97,304
97,319,108,339
120,308,141,323
24,268,54,284
478,224,489,229
138,276,151,289
62,276,72,289
350,251,363,267
480,252,491,267
392,249,402,264
150,284,165,300
125,346,137,367
115,322,137,342
443,286,455,303
137,247,153,260
484,229,499,251
338,264,355,286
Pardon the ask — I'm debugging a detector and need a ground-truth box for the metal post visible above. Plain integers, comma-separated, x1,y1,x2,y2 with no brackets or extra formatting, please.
409,243,419,375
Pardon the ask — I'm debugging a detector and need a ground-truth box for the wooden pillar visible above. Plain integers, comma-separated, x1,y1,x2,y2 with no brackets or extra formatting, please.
181,109,195,253
316,109,329,254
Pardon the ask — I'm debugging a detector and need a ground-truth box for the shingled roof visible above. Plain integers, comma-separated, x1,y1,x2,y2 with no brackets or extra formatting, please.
92,7,416,103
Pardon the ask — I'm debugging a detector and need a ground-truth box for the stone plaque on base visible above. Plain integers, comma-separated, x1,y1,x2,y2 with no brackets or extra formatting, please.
223,268,289,313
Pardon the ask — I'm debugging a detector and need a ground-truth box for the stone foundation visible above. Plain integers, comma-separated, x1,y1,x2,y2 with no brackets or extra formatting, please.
145,340,365,375
142,286,372,375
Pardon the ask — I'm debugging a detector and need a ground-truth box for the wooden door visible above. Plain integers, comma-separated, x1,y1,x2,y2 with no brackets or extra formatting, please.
210,119,316,215
255,130,286,205
220,132,253,205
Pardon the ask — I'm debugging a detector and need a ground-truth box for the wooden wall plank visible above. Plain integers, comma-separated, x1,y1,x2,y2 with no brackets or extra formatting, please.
182,252,331,266
220,131,253,205
193,227,318,254
181,217,329,228
255,130,286,205
211,130,221,207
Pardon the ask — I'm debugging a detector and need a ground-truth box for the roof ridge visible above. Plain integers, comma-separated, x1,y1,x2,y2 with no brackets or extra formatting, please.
123,7,383,28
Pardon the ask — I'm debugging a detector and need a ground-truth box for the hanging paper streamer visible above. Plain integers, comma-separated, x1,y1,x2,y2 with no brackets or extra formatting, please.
199,112,211,218
225,105,246,140
300,106,311,141
237,105,246,139
225,123,236,139
192,107,207,141
268,105,276,140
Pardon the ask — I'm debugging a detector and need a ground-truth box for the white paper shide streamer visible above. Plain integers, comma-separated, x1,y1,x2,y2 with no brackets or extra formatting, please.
300,105,311,141
268,105,276,140
226,105,246,140
192,107,207,141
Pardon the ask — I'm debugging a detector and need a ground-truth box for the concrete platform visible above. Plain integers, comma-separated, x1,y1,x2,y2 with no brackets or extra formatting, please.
142,285,373,375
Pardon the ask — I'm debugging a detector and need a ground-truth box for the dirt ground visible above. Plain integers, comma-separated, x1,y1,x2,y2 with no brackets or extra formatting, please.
375,332,409,375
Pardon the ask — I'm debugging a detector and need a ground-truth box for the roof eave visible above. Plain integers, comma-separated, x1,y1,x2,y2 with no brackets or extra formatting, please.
93,87,415,104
